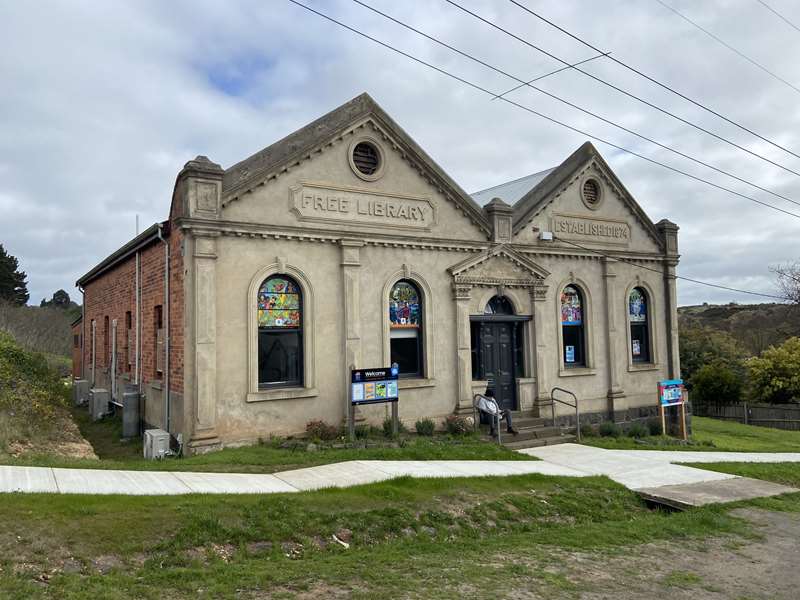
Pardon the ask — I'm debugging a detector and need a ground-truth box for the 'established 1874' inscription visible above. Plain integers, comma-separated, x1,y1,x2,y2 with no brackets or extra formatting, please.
551,213,630,244
291,182,436,230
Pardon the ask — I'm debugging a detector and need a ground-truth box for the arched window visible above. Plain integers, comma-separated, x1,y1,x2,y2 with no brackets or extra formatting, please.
257,275,302,387
629,287,650,363
560,285,586,367
484,295,515,315
389,280,423,376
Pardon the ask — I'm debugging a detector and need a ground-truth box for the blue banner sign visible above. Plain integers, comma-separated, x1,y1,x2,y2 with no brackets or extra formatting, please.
351,366,399,405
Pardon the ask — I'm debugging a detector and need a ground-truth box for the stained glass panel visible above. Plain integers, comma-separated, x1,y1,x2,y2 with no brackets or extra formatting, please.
258,276,301,328
389,281,421,329
560,286,582,325
629,288,647,323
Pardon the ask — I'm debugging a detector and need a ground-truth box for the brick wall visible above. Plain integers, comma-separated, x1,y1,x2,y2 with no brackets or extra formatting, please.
81,225,184,400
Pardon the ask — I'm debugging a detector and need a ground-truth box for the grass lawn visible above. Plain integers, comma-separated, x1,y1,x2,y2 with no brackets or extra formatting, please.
584,416,800,453
0,473,758,599
0,407,531,474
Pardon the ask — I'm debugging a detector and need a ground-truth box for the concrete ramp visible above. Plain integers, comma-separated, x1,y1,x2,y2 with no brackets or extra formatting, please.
637,477,798,510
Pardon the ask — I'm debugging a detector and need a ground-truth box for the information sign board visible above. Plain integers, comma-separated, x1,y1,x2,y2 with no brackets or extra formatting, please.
658,379,685,407
351,366,399,406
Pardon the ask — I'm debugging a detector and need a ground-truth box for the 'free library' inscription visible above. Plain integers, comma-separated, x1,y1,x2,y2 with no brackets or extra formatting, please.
291,182,436,230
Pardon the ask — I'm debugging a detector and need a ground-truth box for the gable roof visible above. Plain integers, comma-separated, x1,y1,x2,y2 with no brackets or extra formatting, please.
470,167,555,207
448,244,550,280
221,93,491,234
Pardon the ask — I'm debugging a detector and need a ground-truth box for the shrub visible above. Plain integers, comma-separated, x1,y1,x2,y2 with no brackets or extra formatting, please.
646,417,663,436
382,417,408,438
415,418,436,436
305,420,339,441
354,424,371,439
626,421,648,439
680,326,748,387
746,337,800,404
598,421,621,438
444,414,471,435
579,423,594,438
691,360,743,406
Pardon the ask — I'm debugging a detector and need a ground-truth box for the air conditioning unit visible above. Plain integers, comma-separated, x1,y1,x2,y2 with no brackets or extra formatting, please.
121,389,140,439
73,379,89,406
144,429,170,460
89,388,109,421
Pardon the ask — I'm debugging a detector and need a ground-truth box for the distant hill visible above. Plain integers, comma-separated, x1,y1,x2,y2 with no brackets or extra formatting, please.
679,303,800,356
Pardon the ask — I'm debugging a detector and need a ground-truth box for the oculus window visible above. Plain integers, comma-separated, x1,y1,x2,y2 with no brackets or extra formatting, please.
560,285,586,367
628,287,651,363
389,280,423,377
258,275,303,387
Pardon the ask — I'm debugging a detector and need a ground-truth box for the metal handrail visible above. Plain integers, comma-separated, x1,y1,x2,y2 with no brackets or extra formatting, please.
548,386,581,442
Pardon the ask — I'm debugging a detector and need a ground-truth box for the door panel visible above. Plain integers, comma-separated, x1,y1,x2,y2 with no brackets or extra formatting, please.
479,322,517,411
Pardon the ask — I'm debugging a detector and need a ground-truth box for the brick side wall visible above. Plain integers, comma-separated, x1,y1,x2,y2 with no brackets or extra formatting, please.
81,227,184,401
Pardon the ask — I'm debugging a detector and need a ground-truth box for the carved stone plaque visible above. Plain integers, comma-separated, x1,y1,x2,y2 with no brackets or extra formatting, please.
551,212,630,246
291,182,436,231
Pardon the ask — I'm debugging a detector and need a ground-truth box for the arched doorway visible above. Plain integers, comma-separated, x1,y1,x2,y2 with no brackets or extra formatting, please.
470,295,527,411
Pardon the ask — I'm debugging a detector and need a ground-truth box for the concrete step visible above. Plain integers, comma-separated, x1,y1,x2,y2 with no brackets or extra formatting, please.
502,434,577,450
481,426,564,444
512,416,548,429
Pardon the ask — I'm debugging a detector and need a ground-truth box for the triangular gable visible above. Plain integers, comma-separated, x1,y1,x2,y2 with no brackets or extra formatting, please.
449,244,550,284
221,93,491,234
511,142,663,249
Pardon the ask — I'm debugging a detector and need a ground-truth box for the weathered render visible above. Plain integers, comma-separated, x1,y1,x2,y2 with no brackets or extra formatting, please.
75,93,680,453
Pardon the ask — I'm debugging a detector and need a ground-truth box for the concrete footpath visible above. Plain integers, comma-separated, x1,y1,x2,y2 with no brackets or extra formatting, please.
0,444,798,506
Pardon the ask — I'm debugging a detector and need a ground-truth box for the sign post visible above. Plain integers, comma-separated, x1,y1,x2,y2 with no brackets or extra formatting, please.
657,379,687,440
349,364,400,441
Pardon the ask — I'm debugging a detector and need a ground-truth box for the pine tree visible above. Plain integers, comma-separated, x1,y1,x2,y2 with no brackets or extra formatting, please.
0,244,29,305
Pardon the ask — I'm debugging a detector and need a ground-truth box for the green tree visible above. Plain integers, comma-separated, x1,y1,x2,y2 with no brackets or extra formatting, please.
680,326,748,387
40,289,72,309
0,244,29,305
690,360,743,406
746,337,800,404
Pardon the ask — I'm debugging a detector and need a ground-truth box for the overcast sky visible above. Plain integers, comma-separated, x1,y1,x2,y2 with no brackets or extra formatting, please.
1,0,798,307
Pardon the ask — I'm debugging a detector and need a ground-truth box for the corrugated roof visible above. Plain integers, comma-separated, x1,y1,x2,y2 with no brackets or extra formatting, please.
470,167,556,207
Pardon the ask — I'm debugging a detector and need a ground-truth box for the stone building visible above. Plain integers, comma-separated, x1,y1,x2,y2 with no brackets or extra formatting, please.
74,93,680,453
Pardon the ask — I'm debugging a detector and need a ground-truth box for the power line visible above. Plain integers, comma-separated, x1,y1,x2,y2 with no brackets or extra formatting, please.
756,0,800,35
491,52,611,100
351,0,800,209
654,0,800,95
506,0,800,161
444,0,800,179
553,235,790,301
286,0,800,221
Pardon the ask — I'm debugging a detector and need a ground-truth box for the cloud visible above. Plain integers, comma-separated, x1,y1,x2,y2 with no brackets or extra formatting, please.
0,0,798,306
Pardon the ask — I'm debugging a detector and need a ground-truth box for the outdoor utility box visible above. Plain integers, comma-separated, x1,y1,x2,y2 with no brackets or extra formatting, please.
89,388,109,421
73,379,89,406
144,429,170,460
121,389,140,438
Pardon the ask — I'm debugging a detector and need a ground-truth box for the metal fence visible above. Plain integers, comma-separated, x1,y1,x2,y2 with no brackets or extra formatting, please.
694,402,800,431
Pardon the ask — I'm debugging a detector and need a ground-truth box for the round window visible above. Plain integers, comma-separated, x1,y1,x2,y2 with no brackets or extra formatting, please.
348,138,385,181
582,178,601,208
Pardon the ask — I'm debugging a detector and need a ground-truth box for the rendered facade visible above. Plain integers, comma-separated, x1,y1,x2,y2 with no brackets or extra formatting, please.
74,93,681,453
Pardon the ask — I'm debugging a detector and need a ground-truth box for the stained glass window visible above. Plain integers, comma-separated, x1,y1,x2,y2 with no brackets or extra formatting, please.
258,276,301,328
389,281,421,329
629,287,650,363
258,275,303,388
390,280,423,376
560,286,582,325
561,285,586,367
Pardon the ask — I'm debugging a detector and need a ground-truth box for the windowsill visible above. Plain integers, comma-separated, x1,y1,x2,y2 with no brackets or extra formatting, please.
628,363,660,372
247,387,319,403
398,378,436,390
558,367,596,378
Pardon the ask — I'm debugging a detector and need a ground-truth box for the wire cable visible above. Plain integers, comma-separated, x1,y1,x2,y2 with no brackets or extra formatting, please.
553,235,790,301
444,0,800,178
507,0,800,160
756,0,800,34
654,0,800,95
351,0,800,208
286,0,800,221
491,52,611,100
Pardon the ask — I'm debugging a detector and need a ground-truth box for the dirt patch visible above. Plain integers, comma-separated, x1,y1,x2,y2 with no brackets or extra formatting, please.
498,508,800,599
4,405,97,460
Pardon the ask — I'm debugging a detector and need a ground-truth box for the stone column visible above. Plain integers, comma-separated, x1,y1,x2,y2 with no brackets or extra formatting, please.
657,219,681,380
603,257,624,417
530,283,550,405
453,282,473,414
188,230,221,451
340,239,364,416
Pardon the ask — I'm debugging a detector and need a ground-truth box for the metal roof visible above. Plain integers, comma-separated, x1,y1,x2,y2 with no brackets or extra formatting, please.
470,167,556,207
